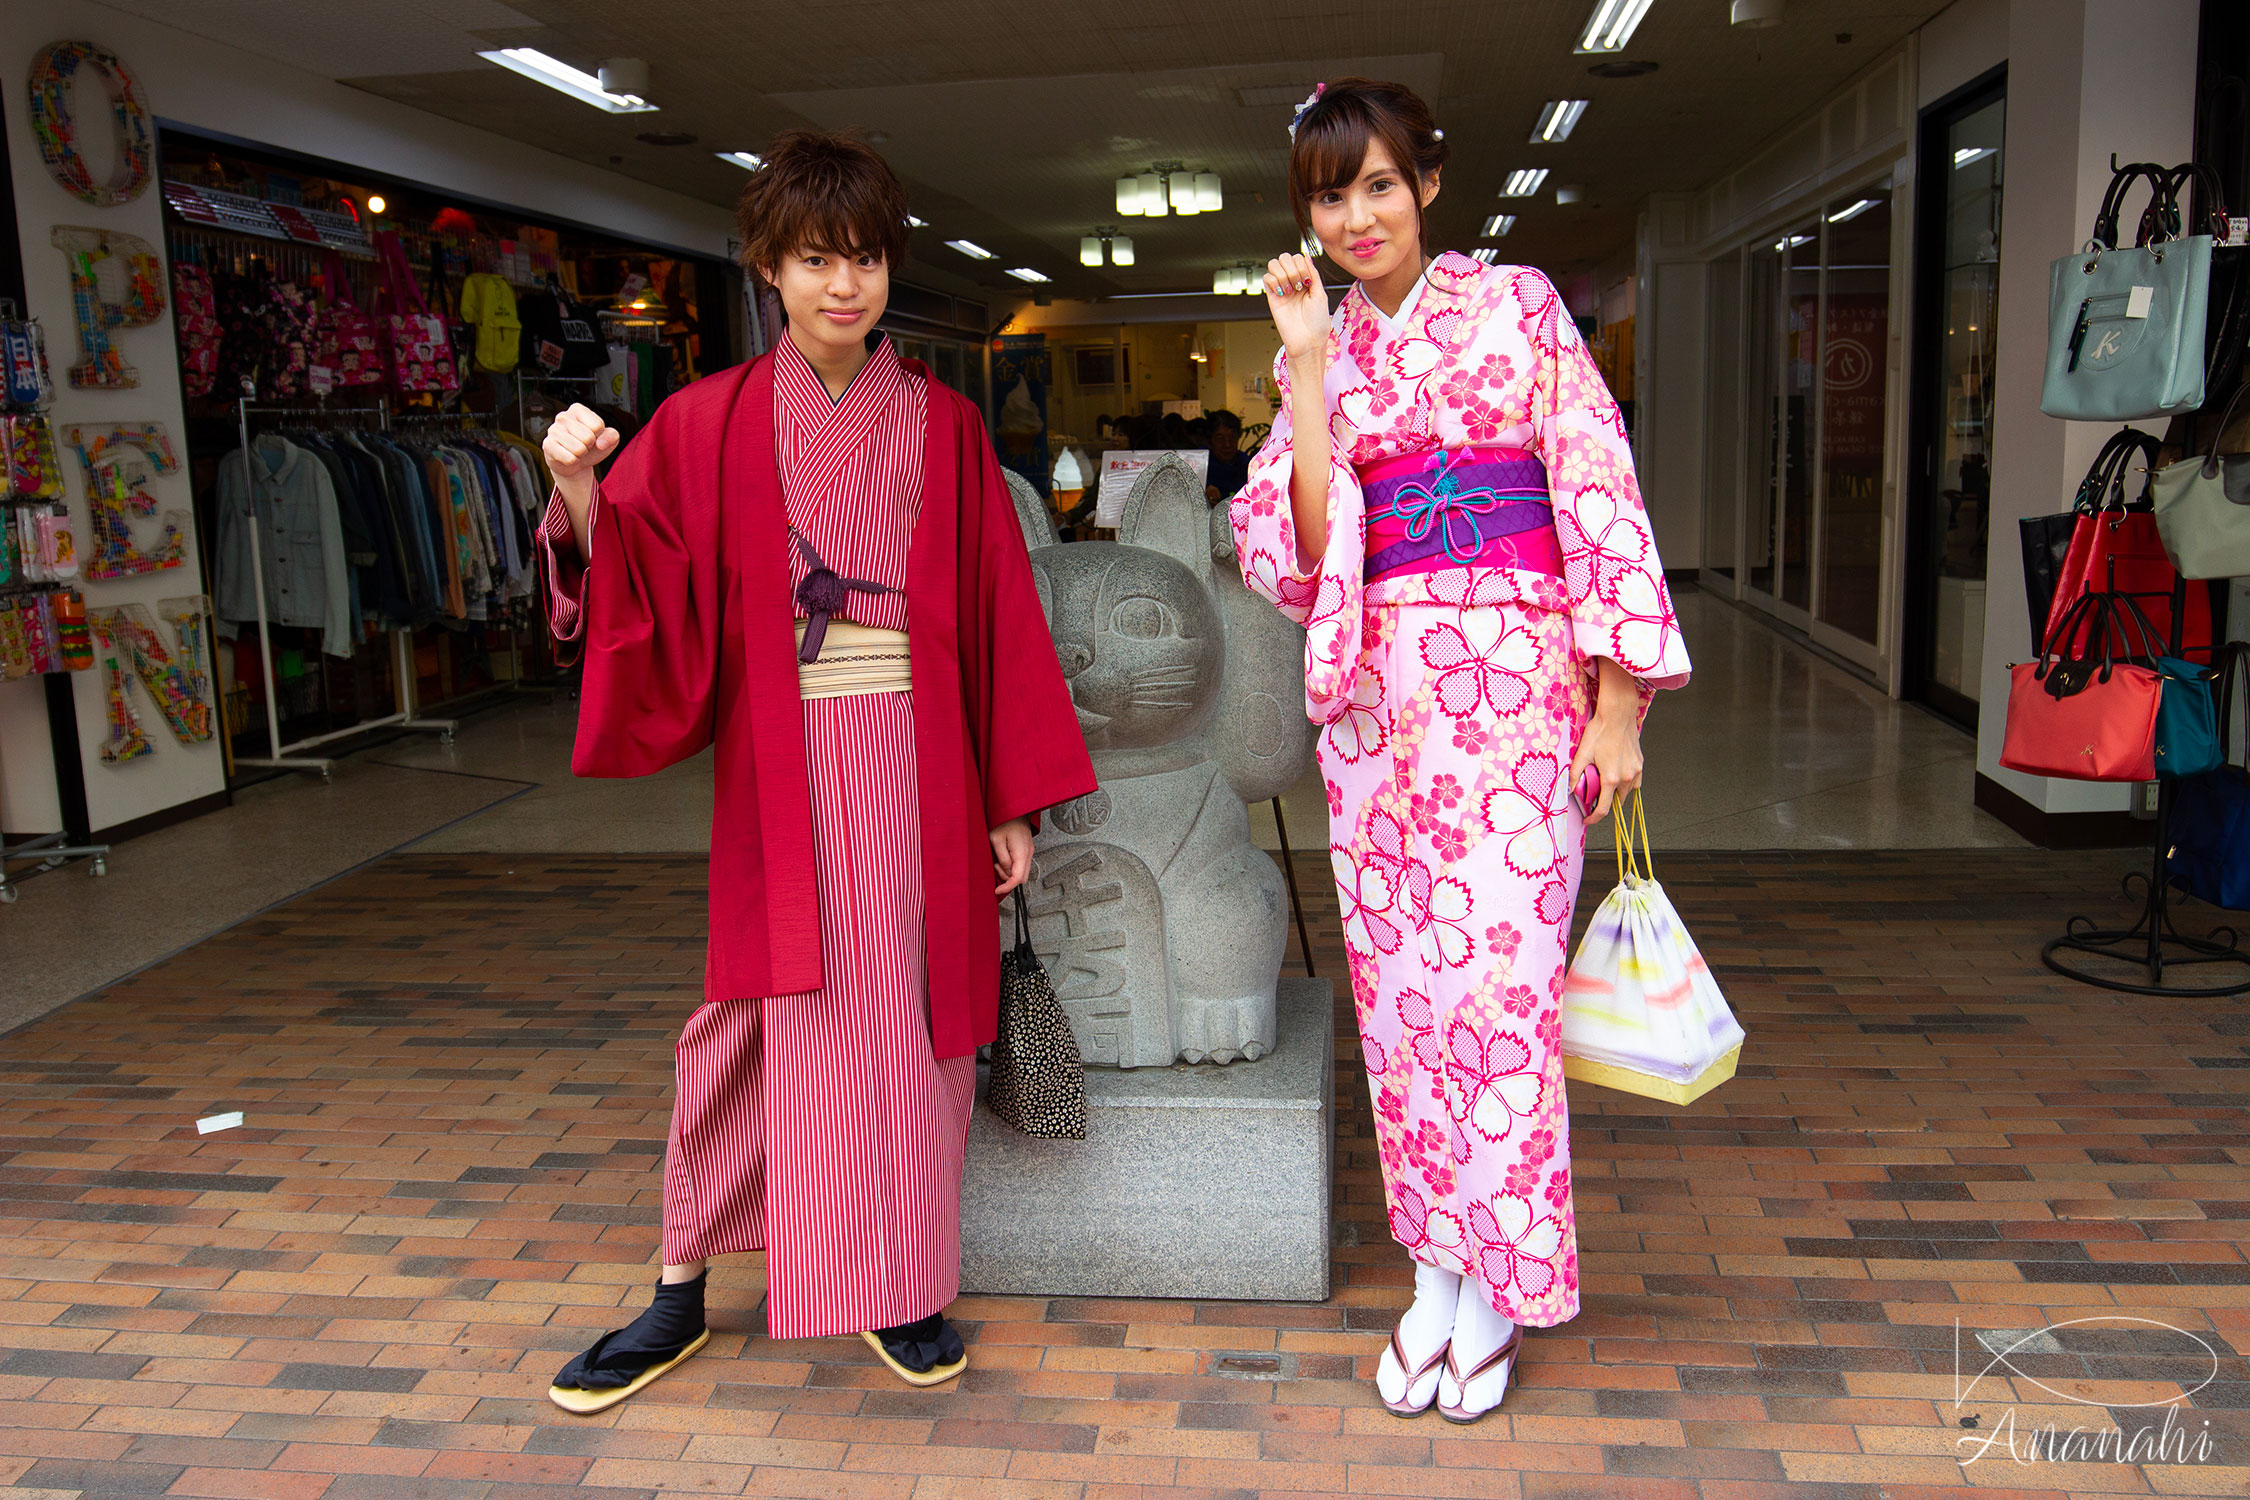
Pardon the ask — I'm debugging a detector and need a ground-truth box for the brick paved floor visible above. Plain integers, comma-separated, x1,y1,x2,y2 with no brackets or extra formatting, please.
2,848,2248,1499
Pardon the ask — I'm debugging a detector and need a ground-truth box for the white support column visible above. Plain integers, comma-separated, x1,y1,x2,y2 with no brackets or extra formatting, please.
1634,193,1707,573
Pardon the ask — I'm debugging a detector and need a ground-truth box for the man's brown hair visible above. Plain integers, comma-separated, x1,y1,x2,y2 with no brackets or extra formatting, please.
734,131,910,283
1287,78,1449,249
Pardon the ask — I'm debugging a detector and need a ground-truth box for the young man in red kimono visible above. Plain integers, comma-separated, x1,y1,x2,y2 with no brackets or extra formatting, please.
536,131,1096,1412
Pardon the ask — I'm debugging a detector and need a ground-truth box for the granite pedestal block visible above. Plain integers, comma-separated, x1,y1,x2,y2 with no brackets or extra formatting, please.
959,977,1334,1301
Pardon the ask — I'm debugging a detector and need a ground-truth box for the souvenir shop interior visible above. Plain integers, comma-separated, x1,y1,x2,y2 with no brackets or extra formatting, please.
155,131,738,779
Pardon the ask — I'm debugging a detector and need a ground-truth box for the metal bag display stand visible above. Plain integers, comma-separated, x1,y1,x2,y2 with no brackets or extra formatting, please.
2041,575,2250,997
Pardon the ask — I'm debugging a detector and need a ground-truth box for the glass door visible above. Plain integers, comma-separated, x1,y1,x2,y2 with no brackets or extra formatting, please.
1815,194,1892,649
1905,73,2005,728
1702,250,1743,585
1743,241,1784,606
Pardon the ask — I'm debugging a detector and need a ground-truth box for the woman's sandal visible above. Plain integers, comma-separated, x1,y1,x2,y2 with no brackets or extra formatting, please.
1436,1325,1524,1425
1379,1325,1451,1417
547,1328,711,1415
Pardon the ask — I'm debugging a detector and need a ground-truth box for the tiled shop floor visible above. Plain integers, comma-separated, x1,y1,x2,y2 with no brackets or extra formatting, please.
1,849,2247,1500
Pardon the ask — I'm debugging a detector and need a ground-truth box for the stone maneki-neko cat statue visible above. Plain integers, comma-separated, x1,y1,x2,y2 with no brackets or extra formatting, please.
1006,455,1314,1067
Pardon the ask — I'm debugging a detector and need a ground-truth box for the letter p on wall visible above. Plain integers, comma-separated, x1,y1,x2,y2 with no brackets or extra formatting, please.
50,226,166,389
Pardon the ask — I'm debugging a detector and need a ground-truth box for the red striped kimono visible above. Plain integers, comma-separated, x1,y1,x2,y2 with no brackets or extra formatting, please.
542,336,1095,1339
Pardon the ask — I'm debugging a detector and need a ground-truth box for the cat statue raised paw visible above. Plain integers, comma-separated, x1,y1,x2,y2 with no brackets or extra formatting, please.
1005,456,1314,1067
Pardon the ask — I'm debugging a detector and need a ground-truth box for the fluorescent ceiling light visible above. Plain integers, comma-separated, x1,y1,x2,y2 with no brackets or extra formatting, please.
1482,214,1517,237
1576,0,1657,53
1472,248,1502,264
478,48,657,113
1501,168,1550,198
905,214,928,228
1827,198,1877,223
1774,233,1814,251
715,151,763,170
1953,146,1994,169
947,239,995,260
1006,266,1050,283
1532,100,1589,143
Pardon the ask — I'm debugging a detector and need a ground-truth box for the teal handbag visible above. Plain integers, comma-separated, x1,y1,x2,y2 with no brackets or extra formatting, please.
2110,590,2223,779
2042,162,2216,422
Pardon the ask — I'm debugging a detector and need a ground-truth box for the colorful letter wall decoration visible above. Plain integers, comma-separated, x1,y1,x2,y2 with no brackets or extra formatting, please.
89,597,215,762
63,423,186,579
27,42,154,207
49,226,165,389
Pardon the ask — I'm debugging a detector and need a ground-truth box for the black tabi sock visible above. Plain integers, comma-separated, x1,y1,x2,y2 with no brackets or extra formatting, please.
873,1312,964,1373
553,1273,707,1390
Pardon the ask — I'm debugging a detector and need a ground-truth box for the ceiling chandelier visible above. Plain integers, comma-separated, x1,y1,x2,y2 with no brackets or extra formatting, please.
1079,227,1136,267
1116,161,1223,218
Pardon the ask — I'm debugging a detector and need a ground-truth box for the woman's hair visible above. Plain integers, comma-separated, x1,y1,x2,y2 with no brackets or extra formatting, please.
1287,78,1449,250
734,130,910,284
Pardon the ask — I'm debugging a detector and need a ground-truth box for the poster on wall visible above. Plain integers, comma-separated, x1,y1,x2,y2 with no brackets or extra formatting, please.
991,333,1050,499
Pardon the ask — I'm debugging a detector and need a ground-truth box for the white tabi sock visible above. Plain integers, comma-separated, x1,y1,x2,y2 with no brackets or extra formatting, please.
1376,1261,1460,1409
1439,1290,1520,1417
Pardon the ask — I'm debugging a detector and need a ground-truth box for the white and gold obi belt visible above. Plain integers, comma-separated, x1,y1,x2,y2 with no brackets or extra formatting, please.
792,618,913,699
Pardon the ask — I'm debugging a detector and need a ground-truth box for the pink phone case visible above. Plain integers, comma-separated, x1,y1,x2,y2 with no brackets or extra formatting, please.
1574,766,1602,817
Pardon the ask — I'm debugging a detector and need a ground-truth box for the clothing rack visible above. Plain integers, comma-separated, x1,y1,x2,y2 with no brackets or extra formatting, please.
2041,570,2250,997
230,397,456,780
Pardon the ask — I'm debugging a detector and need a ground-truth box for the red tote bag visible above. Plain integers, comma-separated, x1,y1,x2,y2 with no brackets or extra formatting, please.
2002,592,2163,782
311,250,385,391
2043,429,2211,659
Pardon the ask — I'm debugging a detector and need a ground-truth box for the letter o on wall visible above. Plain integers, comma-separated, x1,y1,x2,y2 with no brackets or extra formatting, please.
28,41,155,207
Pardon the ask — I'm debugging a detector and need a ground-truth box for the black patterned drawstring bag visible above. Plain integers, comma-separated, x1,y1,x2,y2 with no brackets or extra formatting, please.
989,889,1086,1139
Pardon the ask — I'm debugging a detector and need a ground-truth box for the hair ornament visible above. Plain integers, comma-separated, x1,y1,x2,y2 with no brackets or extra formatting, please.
1432,127,1445,141
1287,82,1327,140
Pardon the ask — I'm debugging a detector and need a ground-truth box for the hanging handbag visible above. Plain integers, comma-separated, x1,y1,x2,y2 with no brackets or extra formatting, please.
2151,379,2250,580
2042,161,2217,421
987,888,1087,1140
2000,591,2163,782
371,231,460,394
1560,792,1746,1106
310,250,385,391
171,262,220,399
2170,643,2250,912
2110,591,2226,779
516,275,604,377
2042,427,2211,661
2021,427,2148,651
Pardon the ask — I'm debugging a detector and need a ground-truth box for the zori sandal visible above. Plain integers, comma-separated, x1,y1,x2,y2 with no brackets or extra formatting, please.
1437,1325,1524,1424
548,1328,710,1415
1380,1324,1451,1418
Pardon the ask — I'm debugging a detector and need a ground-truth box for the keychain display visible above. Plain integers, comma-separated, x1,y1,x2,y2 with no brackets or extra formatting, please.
1,306,56,408
0,590,77,680
5,414,67,499
51,590,93,671
91,600,215,744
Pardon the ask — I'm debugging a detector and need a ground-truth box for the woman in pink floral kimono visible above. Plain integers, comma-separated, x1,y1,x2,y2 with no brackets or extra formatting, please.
1232,79,1691,1423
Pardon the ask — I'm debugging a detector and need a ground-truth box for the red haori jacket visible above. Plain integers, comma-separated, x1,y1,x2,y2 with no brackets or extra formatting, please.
547,352,1097,1058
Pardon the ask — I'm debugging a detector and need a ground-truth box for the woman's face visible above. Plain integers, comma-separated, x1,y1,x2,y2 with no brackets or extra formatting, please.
1306,142,1439,284
766,246,890,361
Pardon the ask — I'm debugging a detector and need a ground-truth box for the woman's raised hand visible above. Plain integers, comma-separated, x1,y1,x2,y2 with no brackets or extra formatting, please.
1263,252,1330,361
543,403,619,482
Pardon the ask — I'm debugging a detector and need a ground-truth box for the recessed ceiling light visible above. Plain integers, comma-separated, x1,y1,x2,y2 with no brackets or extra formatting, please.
715,151,763,170
1555,184,1587,205
1827,198,1877,223
1481,214,1517,237
477,48,657,113
1953,146,1994,169
1501,168,1550,198
1472,248,1502,264
1576,0,1658,53
947,239,995,260
1006,266,1051,283
1532,100,1589,143
1775,233,1814,251
905,214,928,228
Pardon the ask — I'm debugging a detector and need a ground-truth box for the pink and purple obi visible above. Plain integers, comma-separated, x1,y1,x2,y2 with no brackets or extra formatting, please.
1358,445,1564,584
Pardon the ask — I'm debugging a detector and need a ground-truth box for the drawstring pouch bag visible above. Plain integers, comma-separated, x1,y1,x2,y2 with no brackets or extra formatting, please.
987,888,1087,1139
1560,793,1746,1105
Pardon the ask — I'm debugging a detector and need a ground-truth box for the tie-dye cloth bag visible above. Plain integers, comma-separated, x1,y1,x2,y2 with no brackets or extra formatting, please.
1560,792,1745,1104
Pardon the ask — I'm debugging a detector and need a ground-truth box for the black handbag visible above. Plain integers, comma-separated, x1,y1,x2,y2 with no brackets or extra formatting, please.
988,890,1087,1140
516,275,604,377
2018,426,2161,652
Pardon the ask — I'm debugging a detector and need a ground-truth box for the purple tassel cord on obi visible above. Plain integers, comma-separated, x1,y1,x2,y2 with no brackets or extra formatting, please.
791,528,894,664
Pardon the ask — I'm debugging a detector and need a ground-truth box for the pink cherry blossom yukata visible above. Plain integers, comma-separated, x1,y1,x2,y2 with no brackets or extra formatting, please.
1231,252,1691,1326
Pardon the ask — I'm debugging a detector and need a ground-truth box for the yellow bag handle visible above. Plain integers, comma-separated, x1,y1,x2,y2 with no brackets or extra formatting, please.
1611,787,1653,884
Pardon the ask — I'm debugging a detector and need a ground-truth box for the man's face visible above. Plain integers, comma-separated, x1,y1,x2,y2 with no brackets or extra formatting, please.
1211,425,1240,459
